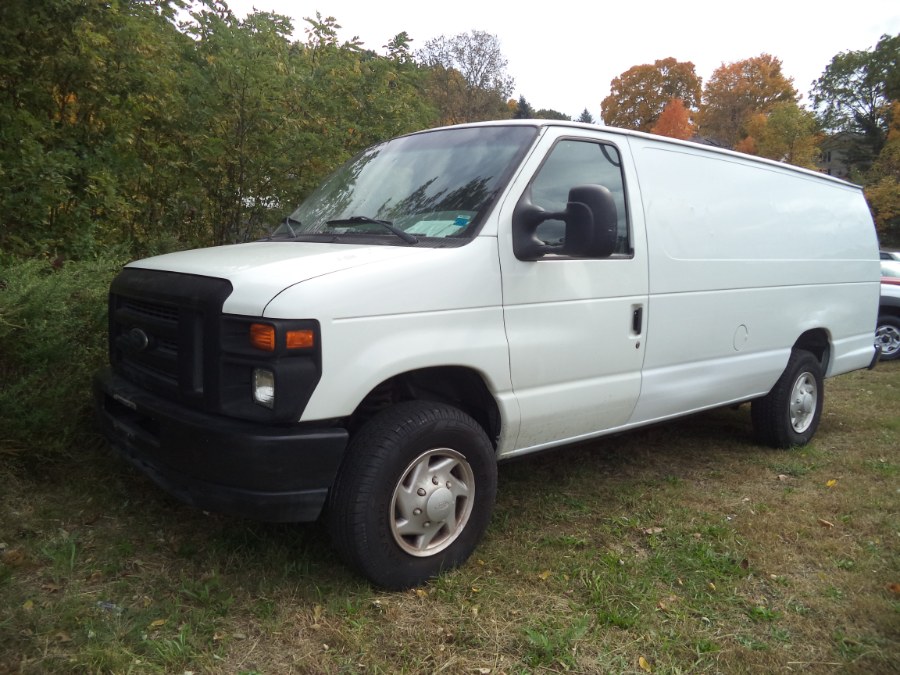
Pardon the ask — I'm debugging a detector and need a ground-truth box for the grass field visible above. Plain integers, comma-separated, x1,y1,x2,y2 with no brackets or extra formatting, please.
1,362,898,674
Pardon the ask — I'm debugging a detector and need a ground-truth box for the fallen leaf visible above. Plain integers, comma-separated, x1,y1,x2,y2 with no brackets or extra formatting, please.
708,582,717,591
642,527,664,535
22,599,34,611
639,655,652,672
2,548,27,567
538,570,552,581
817,519,835,528
826,479,837,488
149,619,167,628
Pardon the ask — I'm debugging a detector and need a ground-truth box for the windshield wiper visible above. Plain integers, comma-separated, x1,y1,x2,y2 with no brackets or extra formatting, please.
325,216,418,245
282,215,302,236
260,215,303,241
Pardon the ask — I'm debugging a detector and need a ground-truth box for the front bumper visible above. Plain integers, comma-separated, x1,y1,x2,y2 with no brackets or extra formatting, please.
93,368,348,522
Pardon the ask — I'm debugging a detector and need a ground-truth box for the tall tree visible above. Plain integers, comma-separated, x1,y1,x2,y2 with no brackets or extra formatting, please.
865,101,900,239
514,95,534,119
650,99,695,140
811,33,900,171
601,58,701,131
700,54,797,148
576,108,595,124
416,30,515,124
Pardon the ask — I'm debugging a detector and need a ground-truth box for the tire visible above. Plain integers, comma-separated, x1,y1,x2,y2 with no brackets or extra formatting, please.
875,314,900,361
326,400,497,589
751,349,824,448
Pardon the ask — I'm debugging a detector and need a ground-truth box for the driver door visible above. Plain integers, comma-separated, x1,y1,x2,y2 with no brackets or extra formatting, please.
497,130,649,454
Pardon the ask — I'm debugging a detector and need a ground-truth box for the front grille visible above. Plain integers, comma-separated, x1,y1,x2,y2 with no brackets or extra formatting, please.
120,298,180,323
108,268,232,410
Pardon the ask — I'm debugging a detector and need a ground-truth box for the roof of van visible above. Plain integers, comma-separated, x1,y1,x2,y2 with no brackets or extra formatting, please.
411,119,860,190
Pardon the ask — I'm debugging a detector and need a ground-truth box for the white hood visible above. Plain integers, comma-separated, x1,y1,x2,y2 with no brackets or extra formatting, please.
128,241,423,315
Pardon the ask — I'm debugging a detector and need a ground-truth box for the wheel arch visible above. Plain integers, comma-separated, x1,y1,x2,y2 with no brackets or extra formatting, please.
348,366,502,448
792,328,831,371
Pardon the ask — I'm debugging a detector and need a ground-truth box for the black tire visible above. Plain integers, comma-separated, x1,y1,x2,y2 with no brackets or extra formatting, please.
326,400,497,589
875,314,900,361
751,349,824,449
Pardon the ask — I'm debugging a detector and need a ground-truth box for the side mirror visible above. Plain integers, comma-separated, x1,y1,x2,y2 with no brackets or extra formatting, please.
512,184,618,260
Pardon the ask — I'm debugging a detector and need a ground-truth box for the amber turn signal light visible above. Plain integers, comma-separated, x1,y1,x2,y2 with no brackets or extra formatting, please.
286,329,315,349
250,323,276,351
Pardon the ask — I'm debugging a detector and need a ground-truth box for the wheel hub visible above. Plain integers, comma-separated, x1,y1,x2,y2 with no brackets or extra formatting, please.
876,324,900,357
789,372,817,433
390,448,475,557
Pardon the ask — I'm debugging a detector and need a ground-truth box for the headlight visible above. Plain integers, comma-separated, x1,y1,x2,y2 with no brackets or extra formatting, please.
252,368,275,408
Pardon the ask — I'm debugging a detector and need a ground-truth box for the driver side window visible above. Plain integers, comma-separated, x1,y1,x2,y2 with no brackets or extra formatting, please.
532,140,630,255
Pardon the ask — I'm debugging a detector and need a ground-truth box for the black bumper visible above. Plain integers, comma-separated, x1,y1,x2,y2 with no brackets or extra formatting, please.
93,368,348,522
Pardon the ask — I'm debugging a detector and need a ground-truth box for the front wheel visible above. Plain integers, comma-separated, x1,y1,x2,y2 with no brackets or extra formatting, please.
326,401,497,589
875,315,900,361
751,349,824,448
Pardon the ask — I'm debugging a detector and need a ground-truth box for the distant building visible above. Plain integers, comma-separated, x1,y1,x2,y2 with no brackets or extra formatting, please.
818,132,863,180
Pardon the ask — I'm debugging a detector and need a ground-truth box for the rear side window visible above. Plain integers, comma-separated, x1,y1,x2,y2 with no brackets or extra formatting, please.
530,140,630,255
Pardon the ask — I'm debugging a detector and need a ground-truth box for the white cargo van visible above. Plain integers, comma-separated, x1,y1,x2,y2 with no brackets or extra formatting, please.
94,121,881,588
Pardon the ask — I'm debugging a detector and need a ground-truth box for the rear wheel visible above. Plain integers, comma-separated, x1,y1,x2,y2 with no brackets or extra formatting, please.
875,315,900,361
327,400,496,589
751,349,824,448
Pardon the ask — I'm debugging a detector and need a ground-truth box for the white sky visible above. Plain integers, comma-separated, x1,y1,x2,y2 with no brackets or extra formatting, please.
225,0,900,121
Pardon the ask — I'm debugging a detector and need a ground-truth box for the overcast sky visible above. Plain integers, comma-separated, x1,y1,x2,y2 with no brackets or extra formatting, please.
225,0,900,121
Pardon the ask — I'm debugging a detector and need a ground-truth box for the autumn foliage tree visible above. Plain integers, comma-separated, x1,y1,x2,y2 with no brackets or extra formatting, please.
601,58,701,131
700,54,797,148
650,99,695,140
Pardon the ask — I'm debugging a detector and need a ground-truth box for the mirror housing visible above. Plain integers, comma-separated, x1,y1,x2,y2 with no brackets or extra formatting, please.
512,184,618,260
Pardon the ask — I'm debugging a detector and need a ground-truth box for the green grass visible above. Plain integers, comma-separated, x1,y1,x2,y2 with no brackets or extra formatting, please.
1,363,898,673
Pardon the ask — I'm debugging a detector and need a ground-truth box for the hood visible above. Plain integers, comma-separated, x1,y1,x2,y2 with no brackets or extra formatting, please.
128,241,424,315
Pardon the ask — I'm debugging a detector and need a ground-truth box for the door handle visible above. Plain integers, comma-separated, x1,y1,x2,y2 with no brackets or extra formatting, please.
632,306,643,335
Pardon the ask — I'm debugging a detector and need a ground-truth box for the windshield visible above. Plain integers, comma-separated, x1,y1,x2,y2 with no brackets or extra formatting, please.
272,125,538,244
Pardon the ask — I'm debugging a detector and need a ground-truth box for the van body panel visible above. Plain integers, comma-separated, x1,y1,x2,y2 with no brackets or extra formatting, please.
262,236,516,426
620,134,879,422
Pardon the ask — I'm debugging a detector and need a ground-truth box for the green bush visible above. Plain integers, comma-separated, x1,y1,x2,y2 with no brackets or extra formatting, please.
0,255,125,462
